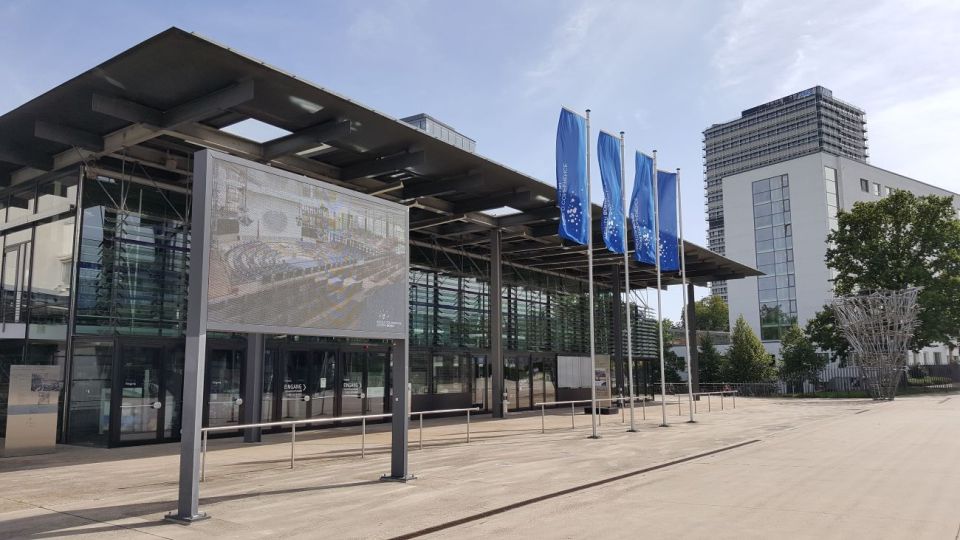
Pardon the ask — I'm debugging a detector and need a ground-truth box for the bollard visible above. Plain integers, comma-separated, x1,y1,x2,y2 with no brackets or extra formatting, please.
721,392,724,410
708,394,712,412
621,396,625,423
361,417,366,458
201,430,207,482
733,391,736,409
419,414,424,450
291,424,296,469
541,404,545,434
642,395,646,420
467,410,471,443
571,402,576,429
678,395,682,416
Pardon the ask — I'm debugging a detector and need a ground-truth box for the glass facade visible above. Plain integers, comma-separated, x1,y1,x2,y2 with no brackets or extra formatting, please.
0,171,78,440
753,175,797,340
0,168,661,446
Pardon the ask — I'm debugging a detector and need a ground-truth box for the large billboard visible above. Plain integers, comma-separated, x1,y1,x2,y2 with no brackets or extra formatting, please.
197,151,408,339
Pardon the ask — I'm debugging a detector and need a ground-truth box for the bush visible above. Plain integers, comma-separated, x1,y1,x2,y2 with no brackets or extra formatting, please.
907,376,952,386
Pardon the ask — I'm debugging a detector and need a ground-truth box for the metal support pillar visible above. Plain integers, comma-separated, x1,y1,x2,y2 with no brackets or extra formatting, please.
611,263,625,394
242,333,264,443
490,228,505,419
382,339,412,481
686,283,700,394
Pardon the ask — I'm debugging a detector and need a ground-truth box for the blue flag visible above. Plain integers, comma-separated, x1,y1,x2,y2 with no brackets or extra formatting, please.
629,152,656,265
657,170,680,272
597,131,625,253
556,108,589,245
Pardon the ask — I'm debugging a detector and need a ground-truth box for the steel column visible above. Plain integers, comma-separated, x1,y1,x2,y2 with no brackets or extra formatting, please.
242,333,264,443
490,228,505,419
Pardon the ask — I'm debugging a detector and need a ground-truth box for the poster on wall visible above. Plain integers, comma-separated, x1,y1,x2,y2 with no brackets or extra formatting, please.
2,365,62,457
199,150,409,339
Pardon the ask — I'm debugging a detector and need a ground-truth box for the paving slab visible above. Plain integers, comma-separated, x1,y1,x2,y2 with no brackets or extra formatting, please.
1,395,957,539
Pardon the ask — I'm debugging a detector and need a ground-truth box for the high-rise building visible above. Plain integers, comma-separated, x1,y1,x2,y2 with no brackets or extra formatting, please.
711,89,960,362
703,86,868,299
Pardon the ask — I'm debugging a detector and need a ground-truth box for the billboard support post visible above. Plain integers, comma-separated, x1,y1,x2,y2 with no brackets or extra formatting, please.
383,338,412,481
167,151,214,524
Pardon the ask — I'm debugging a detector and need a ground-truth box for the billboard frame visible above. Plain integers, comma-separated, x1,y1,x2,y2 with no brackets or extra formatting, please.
170,150,411,522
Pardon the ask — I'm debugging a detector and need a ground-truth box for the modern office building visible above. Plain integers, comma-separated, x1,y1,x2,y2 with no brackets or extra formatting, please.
704,86,867,299
0,28,757,449
722,144,959,359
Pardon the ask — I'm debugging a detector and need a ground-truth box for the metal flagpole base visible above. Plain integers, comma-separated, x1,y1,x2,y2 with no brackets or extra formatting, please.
659,424,669,428
164,512,209,525
380,474,417,483
588,435,602,439
686,420,697,424
626,429,638,433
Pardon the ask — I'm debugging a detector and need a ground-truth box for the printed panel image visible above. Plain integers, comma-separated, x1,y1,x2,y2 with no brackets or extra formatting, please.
205,155,408,337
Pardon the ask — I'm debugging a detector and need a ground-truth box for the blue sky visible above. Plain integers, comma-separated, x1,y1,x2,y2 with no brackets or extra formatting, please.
2,0,958,321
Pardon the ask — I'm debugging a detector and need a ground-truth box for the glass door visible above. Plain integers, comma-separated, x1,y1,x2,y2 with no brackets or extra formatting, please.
114,343,183,445
309,349,337,419
516,355,532,410
473,355,489,410
281,349,311,420
366,349,388,415
116,345,161,442
205,348,243,428
339,351,365,417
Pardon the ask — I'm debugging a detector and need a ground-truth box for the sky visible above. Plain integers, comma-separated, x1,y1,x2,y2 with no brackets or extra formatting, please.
1,0,958,321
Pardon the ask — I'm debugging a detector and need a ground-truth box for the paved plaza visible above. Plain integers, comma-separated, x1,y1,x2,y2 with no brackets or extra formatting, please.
1,395,958,539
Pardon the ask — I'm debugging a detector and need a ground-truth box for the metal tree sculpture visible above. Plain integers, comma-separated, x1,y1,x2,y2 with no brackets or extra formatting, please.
832,288,921,400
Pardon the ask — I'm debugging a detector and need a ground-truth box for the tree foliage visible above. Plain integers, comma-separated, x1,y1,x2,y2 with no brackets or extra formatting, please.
779,324,826,389
681,295,730,332
726,315,774,382
698,333,726,383
804,305,851,364
823,190,960,350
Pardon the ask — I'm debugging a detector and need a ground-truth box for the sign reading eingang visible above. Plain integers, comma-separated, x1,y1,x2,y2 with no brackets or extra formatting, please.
197,150,408,339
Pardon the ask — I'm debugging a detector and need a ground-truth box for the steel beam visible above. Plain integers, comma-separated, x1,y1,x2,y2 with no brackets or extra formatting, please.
341,151,424,181
34,121,104,151
402,172,480,199
262,119,353,160
453,190,530,214
162,80,255,128
0,147,53,172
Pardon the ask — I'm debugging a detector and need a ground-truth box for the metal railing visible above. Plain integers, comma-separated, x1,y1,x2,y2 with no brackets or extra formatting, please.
691,390,737,413
533,397,650,433
199,407,478,482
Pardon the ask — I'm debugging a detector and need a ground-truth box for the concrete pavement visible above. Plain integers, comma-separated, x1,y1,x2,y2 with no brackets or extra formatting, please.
1,395,957,539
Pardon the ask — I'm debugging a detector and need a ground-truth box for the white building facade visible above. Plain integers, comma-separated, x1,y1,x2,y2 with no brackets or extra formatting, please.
723,152,959,364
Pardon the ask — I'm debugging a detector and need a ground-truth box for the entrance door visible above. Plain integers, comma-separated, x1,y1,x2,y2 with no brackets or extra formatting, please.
339,347,390,417
473,355,489,410
114,343,183,445
205,347,244,428
516,355,532,409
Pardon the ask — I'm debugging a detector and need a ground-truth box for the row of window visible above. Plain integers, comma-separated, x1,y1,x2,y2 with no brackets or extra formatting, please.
859,178,894,197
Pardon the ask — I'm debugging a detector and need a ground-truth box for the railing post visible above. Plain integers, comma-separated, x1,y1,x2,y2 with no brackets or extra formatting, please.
721,392,724,410
362,417,366,459
642,394,646,420
541,404,545,434
733,391,736,409
678,394,682,416
708,394,712,412
290,424,296,469
467,410,471,443
419,413,423,451
571,402,575,429
694,395,697,414
201,430,207,483
621,396,625,423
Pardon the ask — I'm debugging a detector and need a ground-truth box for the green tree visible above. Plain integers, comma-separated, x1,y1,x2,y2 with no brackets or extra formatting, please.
698,333,726,383
820,190,960,350
682,295,730,332
725,315,774,382
779,324,827,392
804,305,851,364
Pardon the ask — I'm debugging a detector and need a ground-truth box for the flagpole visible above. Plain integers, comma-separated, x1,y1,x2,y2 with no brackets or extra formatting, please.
585,110,599,439
677,167,695,423
620,132,637,432
652,150,668,427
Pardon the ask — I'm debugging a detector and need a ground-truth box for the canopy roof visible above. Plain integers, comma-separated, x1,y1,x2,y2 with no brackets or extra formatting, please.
0,27,760,289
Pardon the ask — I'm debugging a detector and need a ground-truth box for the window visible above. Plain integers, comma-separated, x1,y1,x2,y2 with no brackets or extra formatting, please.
753,175,797,341
884,186,892,197
860,178,869,192
934,352,943,365
872,182,881,196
